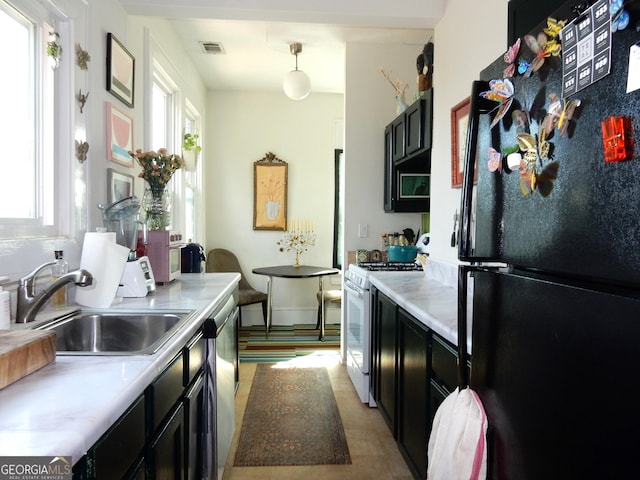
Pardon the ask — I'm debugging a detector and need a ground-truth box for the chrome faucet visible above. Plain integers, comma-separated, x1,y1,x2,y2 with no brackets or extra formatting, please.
15,261,93,323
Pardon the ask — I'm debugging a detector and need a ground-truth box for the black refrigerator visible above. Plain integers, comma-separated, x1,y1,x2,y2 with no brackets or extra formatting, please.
457,1,640,478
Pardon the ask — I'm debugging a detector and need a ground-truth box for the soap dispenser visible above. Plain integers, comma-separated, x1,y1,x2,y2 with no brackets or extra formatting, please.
0,284,10,329
51,250,68,308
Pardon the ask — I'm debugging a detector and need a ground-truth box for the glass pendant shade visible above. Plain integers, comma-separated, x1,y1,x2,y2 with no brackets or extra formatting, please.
283,69,311,100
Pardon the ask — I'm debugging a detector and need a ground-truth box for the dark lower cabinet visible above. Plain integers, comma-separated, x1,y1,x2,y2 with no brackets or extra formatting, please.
397,309,430,480
149,403,185,480
72,327,213,480
374,289,398,434
87,394,146,480
370,287,469,480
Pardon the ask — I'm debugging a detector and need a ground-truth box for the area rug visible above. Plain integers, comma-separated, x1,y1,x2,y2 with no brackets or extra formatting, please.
233,363,351,466
239,324,340,363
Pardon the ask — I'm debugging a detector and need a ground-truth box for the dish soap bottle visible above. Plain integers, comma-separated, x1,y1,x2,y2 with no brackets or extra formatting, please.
51,250,68,308
0,285,10,329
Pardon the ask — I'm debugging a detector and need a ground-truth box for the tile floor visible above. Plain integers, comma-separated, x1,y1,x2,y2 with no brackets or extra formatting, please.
222,353,414,480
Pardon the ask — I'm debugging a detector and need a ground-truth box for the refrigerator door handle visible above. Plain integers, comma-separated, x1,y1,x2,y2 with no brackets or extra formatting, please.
457,264,500,389
459,80,492,261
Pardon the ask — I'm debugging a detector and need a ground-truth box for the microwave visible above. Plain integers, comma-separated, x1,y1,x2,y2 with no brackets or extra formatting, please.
146,230,184,283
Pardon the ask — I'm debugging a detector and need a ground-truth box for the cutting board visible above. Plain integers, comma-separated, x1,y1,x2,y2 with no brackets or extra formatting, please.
0,330,56,389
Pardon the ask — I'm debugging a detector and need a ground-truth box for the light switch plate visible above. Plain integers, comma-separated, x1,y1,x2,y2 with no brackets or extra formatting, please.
358,223,368,238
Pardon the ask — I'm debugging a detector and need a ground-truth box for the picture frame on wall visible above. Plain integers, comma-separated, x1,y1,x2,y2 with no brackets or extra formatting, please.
106,101,134,167
451,96,470,188
253,152,288,231
398,173,430,199
107,168,134,204
106,33,135,108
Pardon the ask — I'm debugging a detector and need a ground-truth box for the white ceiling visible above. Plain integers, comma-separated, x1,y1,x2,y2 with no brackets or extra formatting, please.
119,0,442,94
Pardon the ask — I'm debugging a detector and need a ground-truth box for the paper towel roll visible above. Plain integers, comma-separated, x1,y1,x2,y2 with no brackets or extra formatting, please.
75,232,130,308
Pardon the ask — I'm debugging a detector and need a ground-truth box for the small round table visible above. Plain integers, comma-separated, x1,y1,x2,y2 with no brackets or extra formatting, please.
252,265,340,340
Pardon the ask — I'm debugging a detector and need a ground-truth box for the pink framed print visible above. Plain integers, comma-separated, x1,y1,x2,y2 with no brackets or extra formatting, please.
106,101,134,167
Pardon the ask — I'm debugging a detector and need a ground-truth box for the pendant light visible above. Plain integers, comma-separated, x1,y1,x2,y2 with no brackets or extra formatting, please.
282,42,311,101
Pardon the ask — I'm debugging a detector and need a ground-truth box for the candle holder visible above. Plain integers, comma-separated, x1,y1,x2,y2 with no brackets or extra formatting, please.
277,219,317,267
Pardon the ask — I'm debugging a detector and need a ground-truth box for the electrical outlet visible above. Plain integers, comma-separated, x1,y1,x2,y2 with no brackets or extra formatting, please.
358,223,368,238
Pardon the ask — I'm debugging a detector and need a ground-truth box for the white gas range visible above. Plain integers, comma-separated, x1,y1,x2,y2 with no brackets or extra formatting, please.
344,262,422,406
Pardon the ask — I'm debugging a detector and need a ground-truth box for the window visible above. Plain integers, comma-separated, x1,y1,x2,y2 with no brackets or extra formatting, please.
151,62,182,230
0,1,57,237
183,101,202,243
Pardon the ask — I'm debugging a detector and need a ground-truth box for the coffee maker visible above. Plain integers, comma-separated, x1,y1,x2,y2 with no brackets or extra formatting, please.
100,196,156,297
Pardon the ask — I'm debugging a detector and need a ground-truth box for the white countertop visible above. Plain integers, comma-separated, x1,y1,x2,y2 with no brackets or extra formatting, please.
364,260,473,354
0,272,240,463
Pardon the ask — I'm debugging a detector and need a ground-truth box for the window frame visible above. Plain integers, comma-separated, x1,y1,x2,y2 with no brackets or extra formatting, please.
0,0,85,281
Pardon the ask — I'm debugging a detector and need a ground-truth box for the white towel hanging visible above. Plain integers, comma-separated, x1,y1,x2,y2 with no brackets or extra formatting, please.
427,387,488,480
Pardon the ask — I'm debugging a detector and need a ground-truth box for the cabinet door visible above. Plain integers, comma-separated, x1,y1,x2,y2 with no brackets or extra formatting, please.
89,394,145,480
376,291,398,435
397,309,430,480
384,125,395,212
184,372,205,480
149,403,185,480
391,115,406,162
405,101,424,156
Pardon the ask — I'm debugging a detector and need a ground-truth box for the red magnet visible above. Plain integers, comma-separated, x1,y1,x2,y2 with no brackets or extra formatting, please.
601,115,633,162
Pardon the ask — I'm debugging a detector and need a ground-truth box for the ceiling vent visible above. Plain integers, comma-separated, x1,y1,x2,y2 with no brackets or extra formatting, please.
200,41,225,54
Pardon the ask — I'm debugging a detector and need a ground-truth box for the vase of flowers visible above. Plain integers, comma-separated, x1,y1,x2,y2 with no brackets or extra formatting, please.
378,67,409,114
129,148,184,230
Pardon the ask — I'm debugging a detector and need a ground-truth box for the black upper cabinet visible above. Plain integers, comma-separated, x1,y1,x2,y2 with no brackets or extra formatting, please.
391,90,433,165
392,115,406,163
384,90,433,213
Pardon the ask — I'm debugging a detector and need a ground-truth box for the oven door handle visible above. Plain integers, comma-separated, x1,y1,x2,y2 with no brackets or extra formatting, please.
344,279,365,298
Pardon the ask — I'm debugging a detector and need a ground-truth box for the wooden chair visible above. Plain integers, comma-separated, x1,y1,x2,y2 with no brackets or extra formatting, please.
206,248,268,328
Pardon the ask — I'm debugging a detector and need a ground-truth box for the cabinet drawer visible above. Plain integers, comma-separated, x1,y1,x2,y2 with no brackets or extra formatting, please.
150,352,184,432
91,394,145,480
185,330,205,387
431,334,458,392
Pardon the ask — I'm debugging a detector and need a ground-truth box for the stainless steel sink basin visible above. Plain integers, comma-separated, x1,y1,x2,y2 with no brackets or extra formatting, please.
37,310,194,355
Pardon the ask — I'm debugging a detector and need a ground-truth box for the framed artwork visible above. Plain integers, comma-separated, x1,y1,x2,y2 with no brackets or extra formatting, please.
451,96,470,188
253,152,288,231
106,101,134,167
107,168,134,204
398,173,430,199
106,33,135,107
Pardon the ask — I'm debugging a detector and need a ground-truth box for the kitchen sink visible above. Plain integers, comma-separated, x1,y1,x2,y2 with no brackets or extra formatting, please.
37,310,194,355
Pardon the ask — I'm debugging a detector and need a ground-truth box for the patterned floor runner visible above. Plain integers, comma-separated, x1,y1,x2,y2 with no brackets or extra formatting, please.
233,363,351,466
238,323,340,363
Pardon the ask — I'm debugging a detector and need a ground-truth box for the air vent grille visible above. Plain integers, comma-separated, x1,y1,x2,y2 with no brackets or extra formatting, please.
200,42,225,54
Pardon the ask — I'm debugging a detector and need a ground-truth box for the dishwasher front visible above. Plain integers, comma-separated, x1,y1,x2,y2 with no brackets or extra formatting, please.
203,288,239,480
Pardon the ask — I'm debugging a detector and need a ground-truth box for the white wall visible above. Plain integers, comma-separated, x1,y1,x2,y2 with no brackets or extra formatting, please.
343,41,428,257
205,91,344,324
428,0,508,262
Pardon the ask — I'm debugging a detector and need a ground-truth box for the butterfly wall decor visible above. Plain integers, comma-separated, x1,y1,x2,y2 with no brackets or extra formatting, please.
480,78,515,129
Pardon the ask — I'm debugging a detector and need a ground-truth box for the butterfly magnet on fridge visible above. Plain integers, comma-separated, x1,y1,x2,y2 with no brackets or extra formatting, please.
480,78,515,129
